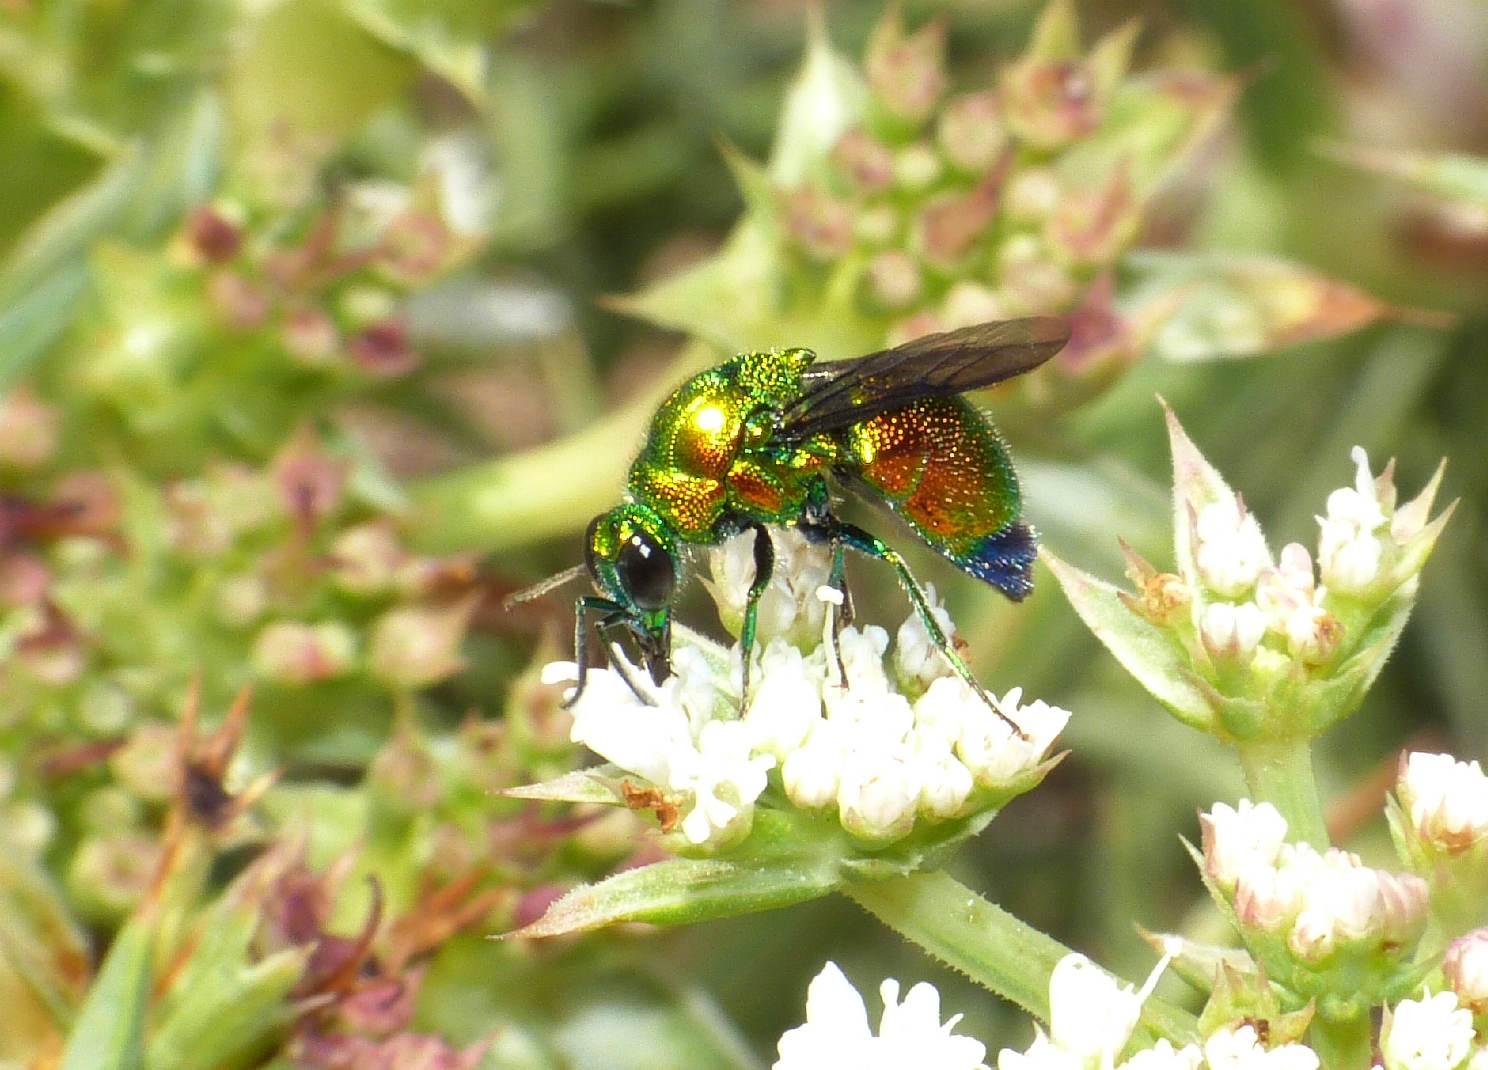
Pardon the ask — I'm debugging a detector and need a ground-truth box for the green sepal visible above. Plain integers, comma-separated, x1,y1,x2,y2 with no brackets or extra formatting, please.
1043,548,1217,732
1138,925,1259,999
1194,957,1315,1046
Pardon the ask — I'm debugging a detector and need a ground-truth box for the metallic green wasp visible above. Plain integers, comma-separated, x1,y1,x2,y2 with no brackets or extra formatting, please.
512,317,1070,729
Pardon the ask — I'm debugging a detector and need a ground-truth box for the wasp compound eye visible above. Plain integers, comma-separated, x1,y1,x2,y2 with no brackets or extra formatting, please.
615,531,675,611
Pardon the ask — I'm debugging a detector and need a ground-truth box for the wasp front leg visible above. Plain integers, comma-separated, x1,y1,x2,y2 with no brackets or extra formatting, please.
569,595,657,708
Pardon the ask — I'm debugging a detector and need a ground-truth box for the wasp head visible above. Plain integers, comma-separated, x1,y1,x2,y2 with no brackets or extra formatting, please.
584,503,679,684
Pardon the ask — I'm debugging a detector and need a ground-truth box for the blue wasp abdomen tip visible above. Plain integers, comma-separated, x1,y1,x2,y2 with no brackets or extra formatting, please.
962,521,1037,601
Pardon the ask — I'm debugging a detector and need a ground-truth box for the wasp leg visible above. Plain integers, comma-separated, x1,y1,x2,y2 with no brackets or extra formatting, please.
568,595,657,708
833,521,1024,738
738,521,775,710
801,483,854,670
601,616,661,706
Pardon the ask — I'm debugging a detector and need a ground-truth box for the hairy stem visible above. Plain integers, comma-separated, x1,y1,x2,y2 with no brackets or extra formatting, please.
1236,738,1329,848
844,870,1200,1045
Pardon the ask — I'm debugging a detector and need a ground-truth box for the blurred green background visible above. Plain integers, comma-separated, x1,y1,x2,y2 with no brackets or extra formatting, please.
2,0,1487,1066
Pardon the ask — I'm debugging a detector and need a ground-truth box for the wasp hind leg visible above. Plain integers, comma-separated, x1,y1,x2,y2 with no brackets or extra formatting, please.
832,521,1025,738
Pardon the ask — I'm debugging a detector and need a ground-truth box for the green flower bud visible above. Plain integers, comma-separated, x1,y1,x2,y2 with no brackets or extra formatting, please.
892,143,942,192
67,831,160,923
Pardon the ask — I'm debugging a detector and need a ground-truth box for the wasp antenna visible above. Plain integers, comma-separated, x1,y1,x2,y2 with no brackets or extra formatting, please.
503,564,588,610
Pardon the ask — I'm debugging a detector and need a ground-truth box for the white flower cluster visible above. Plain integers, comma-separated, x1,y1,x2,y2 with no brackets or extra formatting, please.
1397,752,1488,856
1199,800,1428,961
775,948,1323,1070
774,961,988,1070
1186,446,1441,668
545,531,1068,848
999,946,1192,1070
1380,991,1486,1070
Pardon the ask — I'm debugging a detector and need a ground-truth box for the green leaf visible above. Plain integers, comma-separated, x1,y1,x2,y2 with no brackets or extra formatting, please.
505,855,839,938
146,947,309,1070
1060,72,1238,199
1042,549,1217,731
227,0,417,186
0,261,88,391
1321,142,1488,210
503,766,629,806
0,838,90,1032
59,915,154,1070
1123,251,1396,363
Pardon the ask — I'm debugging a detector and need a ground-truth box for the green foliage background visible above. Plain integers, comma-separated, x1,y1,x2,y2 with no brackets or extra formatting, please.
1,0,1486,1066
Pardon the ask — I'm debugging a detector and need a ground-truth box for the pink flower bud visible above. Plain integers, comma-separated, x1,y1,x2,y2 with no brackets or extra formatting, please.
916,169,1004,268
349,318,419,377
1003,59,1101,149
1444,929,1488,1008
0,389,58,469
783,188,854,261
281,306,340,367
207,270,271,330
865,12,948,126
833,129,895,192
252,620,357,685
369,596,478,689
184,205,243,263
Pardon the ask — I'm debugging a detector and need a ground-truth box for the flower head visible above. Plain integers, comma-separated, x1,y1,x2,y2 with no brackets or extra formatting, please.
1202,1026,1318,1070
543,527,1067,852
1197,802,1428,963
1397,752,1488,855
775,962,987,1070
1380,992,1476,1070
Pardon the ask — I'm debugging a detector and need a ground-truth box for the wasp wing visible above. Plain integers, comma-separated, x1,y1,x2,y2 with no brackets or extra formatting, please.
776,317,1069,442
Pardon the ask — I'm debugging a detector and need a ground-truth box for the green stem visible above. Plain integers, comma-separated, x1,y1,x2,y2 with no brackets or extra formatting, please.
1236,738,1329,848
1310,1013,1373,1070
844,870,1200,1045
404,344,714,555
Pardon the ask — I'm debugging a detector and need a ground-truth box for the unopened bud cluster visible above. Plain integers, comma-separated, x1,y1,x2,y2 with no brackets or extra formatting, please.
1054,405,1453,744
1200,801,1428,965
543,528,1066,851
1,426,478,761
770,2,1233,396
64,169,476,464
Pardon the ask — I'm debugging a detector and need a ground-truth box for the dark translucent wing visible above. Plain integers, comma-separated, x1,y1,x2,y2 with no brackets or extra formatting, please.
776,317,1069,441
